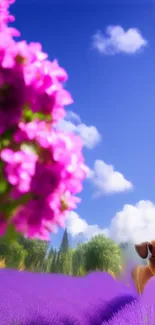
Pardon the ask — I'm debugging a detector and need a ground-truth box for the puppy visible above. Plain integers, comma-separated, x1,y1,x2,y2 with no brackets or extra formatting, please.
132,240,155,294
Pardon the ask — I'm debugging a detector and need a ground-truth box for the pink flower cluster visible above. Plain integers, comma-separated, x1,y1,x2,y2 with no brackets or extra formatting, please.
0,1,87,240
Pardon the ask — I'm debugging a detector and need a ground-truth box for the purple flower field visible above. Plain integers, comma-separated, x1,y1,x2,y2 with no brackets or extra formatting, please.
0,268,154,325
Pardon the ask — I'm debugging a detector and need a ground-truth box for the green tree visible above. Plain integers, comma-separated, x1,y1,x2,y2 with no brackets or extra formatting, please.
0,236,27,269
84,235,121,274
0,237,9,259
0,234,50,272
59,229,69,253
55,251,63,273
49,249,58,273
72,243,87,275
58,249,73,275
48,247,55,260
22,238,47,272
76,265,85,276
5,241,27,269
53,228,72,275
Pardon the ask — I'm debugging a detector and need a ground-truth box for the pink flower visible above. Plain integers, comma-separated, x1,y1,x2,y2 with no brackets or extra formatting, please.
0,0,15,26
23,60,73,119
16,41,48,65
30,162,62,198
0,148,37,196
0,15,73,135
0,0,87,240
14,120,87,194
12,197,67,240
12,199,53,240
0,67,26,135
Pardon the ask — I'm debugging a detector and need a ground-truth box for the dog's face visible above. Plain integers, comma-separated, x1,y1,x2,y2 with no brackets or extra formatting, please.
135,240,155,260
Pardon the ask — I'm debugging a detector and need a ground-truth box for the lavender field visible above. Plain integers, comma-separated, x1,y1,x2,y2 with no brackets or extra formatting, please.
0,268,154,325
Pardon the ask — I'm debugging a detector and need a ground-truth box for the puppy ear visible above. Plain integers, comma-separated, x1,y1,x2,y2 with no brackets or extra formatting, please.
135,242,148,259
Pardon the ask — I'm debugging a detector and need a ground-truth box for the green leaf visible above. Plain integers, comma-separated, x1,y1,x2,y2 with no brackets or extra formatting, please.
46,114,52,122
23,107,33,122
1,139,10,147
33,112,52,122
1,202,15,218
0,179,8,194
0,127,16,143
33,112,45,121
0,160,4,172
5,225,19,244
1,193,32,219
16,193,32,206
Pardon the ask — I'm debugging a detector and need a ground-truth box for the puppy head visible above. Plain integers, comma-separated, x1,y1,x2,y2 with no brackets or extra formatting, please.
135,240,155,260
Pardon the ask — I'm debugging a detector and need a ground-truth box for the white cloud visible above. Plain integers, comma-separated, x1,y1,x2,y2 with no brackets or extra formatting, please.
87,159,133,196
57,119,76,133
92,25,147,55
66,200,155,249
65,111,81,124
66,211,108,241
76,124,101,149
66,200,155,247
57,111,101,149
109,200,155,244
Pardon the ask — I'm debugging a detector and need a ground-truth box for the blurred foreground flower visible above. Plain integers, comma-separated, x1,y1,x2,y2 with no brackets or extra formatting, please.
0,270,137,325
0,1,87,240
102,273,155,325
1,267,155,325
102,301,155,325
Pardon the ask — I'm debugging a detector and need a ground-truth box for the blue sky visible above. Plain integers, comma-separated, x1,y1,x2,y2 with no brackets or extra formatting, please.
12,1,155,249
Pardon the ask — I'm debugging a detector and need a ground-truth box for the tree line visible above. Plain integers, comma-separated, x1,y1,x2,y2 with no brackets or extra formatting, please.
0,229,123,276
